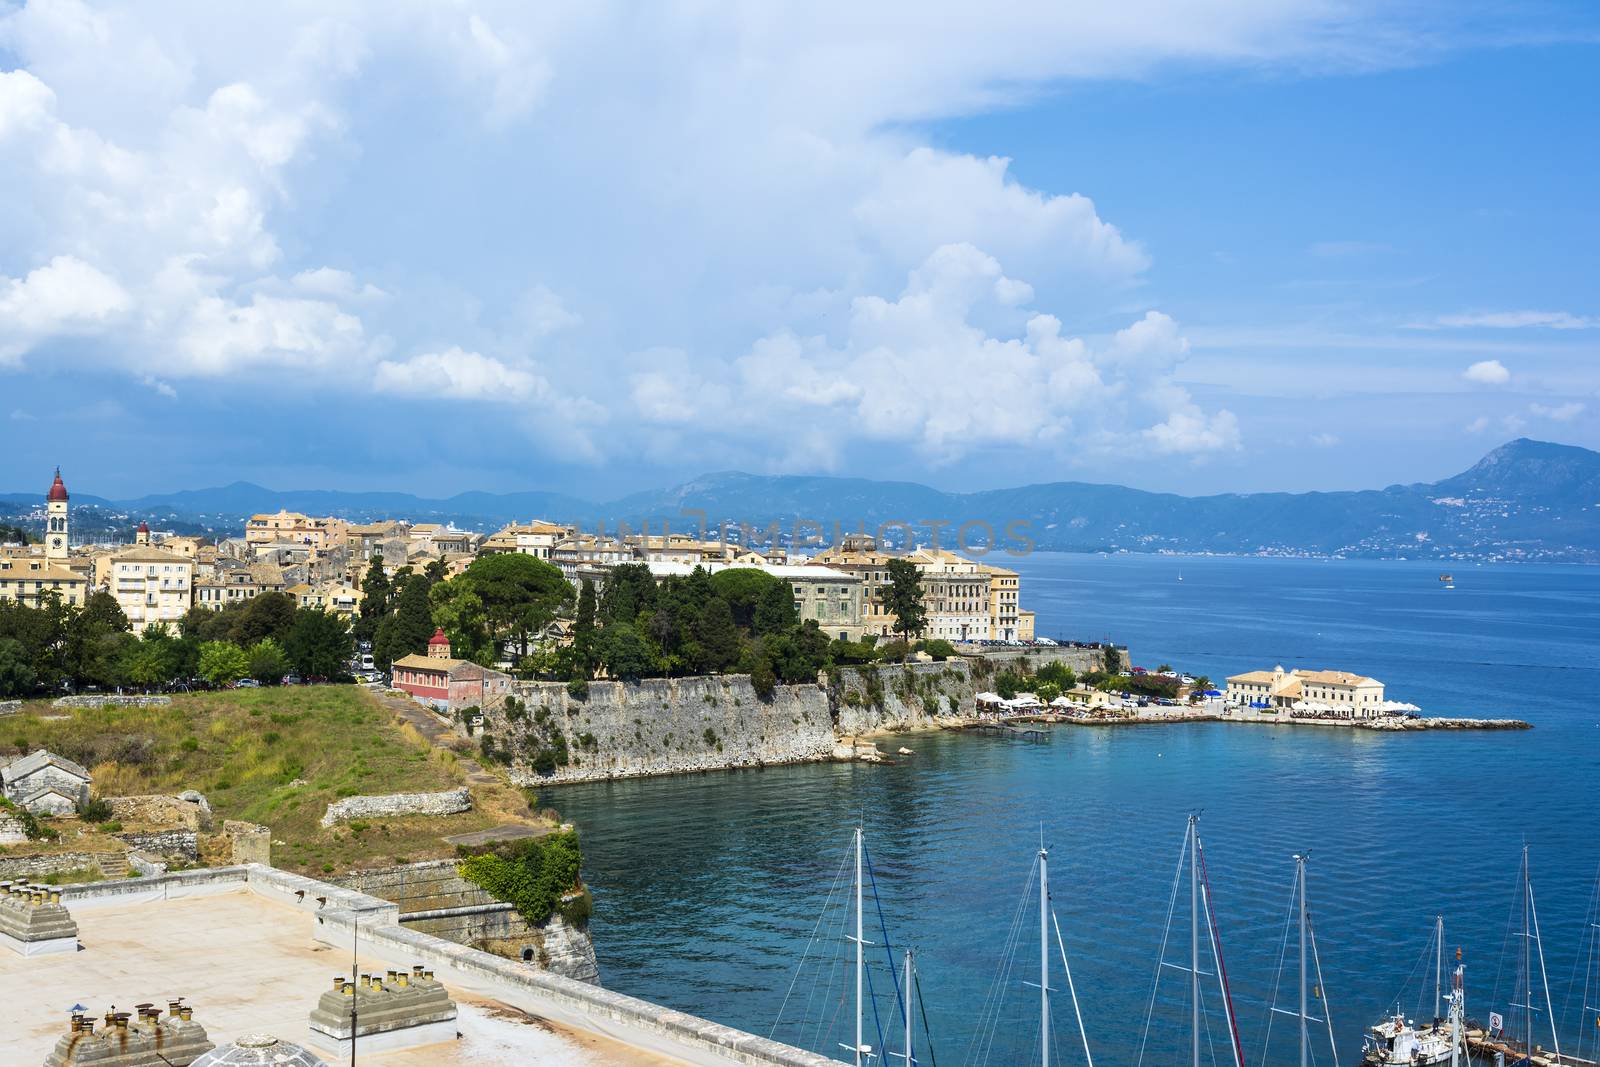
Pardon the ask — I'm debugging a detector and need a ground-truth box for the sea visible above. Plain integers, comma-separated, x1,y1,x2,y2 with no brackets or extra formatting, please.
544,553,1600,1066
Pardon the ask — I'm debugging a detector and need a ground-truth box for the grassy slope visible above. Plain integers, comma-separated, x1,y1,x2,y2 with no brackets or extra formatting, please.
2,686,509,874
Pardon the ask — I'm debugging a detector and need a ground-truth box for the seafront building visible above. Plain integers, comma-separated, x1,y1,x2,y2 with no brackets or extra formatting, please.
1225,665,1387,718
813,537,1001,642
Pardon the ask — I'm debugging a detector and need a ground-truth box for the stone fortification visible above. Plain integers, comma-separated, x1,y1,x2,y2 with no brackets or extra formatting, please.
335,860,598,983
319,787,471,827
478,674,837,786
476,647,1120,785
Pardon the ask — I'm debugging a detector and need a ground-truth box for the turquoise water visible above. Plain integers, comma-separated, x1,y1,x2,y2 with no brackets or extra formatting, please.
546,554,1600,1065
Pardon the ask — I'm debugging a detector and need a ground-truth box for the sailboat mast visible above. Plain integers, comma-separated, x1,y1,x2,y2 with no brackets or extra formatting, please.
1041,845,1051,1067
1190,815,1200,1067
1523,845,1532,1051
1528,869,1562,1062
903,949,914,1067
1435,915,1443,1022
1297,854,1308,1067
855,827,864,1067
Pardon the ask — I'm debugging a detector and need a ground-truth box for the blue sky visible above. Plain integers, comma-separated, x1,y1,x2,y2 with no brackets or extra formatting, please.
1,2,1596,502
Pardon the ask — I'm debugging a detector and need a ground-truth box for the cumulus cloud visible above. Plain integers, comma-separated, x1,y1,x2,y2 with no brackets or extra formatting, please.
1462,359,1510,386
638,244,1238,465
0,0,1488,470
374,347,548,402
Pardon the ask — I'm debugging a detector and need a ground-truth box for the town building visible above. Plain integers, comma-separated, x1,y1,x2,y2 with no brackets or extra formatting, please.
43,469,70,561
0,556,88,607
95,546,195,627
980,563,1035,641
391,629,512,712
813,539,996,642
245,512,347,553
1225,665,1387,718
346,521,411,561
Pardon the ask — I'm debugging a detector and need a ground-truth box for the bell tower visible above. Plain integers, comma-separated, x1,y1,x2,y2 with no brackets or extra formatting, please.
45,468,69,562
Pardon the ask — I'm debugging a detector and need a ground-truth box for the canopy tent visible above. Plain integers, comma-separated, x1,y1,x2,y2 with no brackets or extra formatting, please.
1049,695,1074,708
974,691,1003,705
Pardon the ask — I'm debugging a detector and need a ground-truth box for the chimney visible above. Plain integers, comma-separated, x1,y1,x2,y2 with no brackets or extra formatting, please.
178,1006,193,1022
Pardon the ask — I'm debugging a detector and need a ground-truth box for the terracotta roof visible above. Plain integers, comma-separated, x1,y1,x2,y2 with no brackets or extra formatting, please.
428,627,450,647
46,469,68,502
391,653,466,672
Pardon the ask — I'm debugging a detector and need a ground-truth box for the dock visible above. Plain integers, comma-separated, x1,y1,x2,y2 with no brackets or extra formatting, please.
1465,1027,1597,1066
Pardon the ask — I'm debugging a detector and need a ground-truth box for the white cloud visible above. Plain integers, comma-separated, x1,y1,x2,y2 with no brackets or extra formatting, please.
0,254,130,361
639,244,1237,465
1528,400,1585,422
1309,432,1340,447
1462,359,1510,386
374,346,547,402
1434,310,1597,330
0,0,1526,473
1465,415,1491,434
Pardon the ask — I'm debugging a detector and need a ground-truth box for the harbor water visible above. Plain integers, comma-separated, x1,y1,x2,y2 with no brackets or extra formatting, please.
547,554,1600,1064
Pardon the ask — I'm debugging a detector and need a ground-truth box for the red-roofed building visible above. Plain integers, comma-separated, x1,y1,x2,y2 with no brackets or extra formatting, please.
392,629,512,712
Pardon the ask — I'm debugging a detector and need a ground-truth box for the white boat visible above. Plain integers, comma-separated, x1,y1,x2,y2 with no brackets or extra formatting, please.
1360,918,1466,1066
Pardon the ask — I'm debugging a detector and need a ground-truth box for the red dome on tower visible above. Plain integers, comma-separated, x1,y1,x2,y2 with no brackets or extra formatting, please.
137,521,150,533
46,468,68,502
428,628,450,647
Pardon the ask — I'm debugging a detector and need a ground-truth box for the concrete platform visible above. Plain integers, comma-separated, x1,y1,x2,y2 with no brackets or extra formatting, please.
0,887,676,1066
0,931,77,957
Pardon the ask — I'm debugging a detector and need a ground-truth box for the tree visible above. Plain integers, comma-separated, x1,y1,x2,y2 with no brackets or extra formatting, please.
198,641,249,687
599,622,657,681
0,638,36,697
355,554,392,643
248,638,289,684
695,596,741,673
284,609,353,679
231,591,296,646
707,568,783,630
65,591,130,687
374,574,435,671
884,558,927,642
121,627,177,689
599,563,656,625
1101,643,1122,675
459,554,573,659
572,578,598,678
753,578,797,635
429,579,492,665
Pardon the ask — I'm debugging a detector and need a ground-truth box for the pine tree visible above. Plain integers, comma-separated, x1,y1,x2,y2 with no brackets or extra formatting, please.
696,596,741,673
884,558,927,641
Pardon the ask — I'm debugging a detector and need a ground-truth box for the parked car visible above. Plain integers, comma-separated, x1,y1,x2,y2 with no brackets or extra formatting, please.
283,674,303,686
234,678,262,689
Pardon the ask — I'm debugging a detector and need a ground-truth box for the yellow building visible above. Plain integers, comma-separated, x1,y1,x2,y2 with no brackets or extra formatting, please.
245,511,347,552
1225,665,1387,719
812,540,994,642
0,556,88,607
97,547,194,628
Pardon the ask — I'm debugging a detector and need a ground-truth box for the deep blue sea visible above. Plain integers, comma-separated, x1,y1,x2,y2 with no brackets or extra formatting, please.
546,554,1600,1066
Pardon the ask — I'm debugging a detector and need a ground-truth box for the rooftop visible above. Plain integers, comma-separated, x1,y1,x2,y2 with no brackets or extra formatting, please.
0,879,676,1067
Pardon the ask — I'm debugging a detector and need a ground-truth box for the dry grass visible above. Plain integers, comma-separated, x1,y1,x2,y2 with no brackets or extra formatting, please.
2,686,516,874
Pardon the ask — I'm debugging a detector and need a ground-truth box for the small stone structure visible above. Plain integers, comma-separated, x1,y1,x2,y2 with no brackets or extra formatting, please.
224,820,271,865
0,851,126,881
192,1034,327,1066
308,965,459,1054
0,699,20,715
0,879,79,956
2,750,92,815
108,792,213,831
52,694,172,709
115,829,199,862
319,788,471,828
43,1001,215,1066
0,811,27,845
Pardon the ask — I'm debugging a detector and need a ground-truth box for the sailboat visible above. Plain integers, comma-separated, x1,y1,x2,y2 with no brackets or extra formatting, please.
1138,814,1246,1067
1469,846,1574,1067
1361,916,1466,1066
1263,853,1340,1067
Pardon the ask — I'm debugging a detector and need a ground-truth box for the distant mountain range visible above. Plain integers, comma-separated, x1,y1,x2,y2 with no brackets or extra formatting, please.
4,438,1598,562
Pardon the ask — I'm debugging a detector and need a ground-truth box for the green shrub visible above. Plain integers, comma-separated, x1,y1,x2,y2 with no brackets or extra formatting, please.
558,886,594,930
458,830,584,926
566,678,589,700
79,795,114,823
751,662,776,700
917,638,957,660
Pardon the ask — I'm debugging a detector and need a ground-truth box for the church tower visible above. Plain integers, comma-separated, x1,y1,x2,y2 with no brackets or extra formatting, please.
135,520,151,547
45,468,69,561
